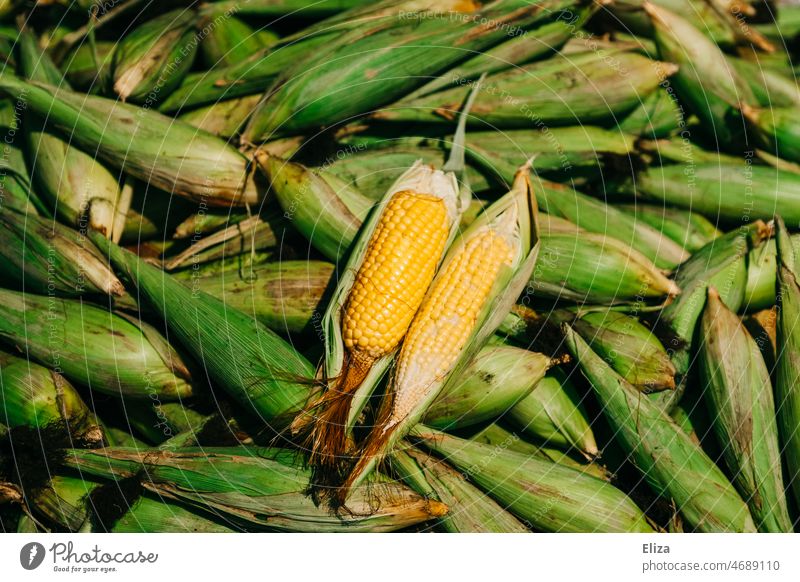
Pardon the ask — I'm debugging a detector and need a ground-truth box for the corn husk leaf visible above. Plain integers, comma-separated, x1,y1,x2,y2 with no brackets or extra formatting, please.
411,426,654,532
564,325,756,532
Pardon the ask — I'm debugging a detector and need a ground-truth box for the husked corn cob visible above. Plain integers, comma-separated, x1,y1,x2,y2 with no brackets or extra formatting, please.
334,165,538,506
298,162,459,476
388,222,516,423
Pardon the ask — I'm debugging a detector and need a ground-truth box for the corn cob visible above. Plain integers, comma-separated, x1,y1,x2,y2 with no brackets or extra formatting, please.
533,180,689,269
634,136,745,166
17,27,122,238
743,105,800,165
412,426,654,532
64,447,447,532
111,495,239,533
471,422,612,480
408,2,597,98
295,161,460,477
391,445,529,532
161,215,281,271
658,222,768,411
743,235,800,312
464,126,637,186
60,41,115,91
565,325,756,532
90,234,314,429
0,288,193,400
175,260,334,335
632,163,800,225
258,154,373,261
617,85,684,138
0,351,102,443
206,0,376,17
506,368,597,457
0,209,124,297
571,310,676,393
374,51,678,129
530,230,679,304
199,15,277,68
615,203,721,253
111,9,198,102
729,57,800,108
242,0,571,140
177,94,261,139
774,216,800,510
159,0,482,113
0,98,47,216
645,2,755,147
123,401,208,446
698,287,792,532
423,345,552,431
335,165,539,505
0,75,261,207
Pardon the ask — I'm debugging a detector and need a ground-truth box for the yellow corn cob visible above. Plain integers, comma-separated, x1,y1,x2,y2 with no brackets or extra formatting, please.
342,190,450,381
334,208,520,505
304,186,452,475
389,227,515,425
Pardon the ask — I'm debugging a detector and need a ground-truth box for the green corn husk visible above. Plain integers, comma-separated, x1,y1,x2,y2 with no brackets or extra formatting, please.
698,288,792,533
532,180,689,269
0,288,193,400
206,0,374,17
0,75,262,207
0,101,40,216
242,0,577,140
477,425,612,482
112,9,198,102
0,209,124,297
172,209,248,239
90,234,315,429
177,94,262,138
423,345,552,431
506,368,597,457
160,0,484,113
373,51,678,130
529,230,679,304
564,326,756,532
124,401,208,446
617,85,684,138
199,15,277,68
0,351,102,442
28,475,99,531
161,215,281,271
409,3,597,98
670,403,700,443
572,310,676,393
112,495,239,533
102,424,149,449
168,250,274,280
391,445,529,533
64,447,448,532
729,57,800,108
645,2,755,147
660,222,768,399
635,136,745,166
60,41,115,91
775,216,800,509
632,163,800,225
607,0,756,48
464,126,637,185
257,154,373,262
175,260,334,335
743,105,800,165
16,513,40,533
743,235,800,312
17,28,122,238
615,203,721,253
322,141,493,198
411,426,654,532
